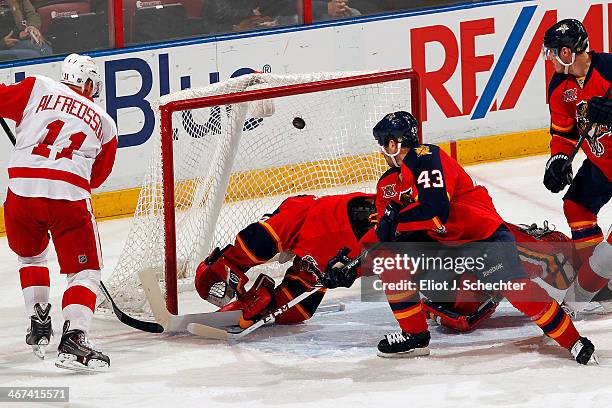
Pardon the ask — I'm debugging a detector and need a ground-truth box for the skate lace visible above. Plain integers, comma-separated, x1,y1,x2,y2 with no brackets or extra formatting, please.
77,333,98,351
386,332,407,345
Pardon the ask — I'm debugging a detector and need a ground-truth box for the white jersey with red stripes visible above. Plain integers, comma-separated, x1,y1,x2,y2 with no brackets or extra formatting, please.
0,75,117,201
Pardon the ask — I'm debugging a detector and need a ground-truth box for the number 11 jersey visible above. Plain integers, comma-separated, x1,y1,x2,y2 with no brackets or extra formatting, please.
0,75,117,201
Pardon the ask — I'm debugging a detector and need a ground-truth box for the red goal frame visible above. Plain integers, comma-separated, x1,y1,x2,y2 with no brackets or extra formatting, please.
158,69,421,314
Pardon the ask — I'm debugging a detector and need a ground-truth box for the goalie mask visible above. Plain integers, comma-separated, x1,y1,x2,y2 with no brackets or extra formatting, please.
60,53,103,98
542,19,589,75
373,111,420,166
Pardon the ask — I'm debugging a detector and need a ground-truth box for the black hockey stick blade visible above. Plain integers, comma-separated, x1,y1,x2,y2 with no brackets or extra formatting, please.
1,117,17,145
99,281,164,333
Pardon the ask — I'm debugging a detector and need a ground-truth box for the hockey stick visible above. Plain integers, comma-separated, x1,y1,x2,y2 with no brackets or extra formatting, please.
188,243,383,340
1,117,16,145
188,284,325,340
98,281,164,333
0,118,163,333
137,268,245,333
561,84,612,173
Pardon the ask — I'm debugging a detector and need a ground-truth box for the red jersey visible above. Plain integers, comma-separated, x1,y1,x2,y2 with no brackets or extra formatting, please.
374,145,503,243
291,192,374,269
240,192,375,271
548,51,612,180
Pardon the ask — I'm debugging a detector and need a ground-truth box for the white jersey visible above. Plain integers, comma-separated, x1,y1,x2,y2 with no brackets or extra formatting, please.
1,75,117,200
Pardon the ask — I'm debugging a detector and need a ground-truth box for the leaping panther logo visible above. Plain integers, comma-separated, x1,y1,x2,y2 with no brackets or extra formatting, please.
576,100,609,157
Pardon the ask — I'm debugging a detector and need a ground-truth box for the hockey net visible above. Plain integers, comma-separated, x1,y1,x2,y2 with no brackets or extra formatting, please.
101,69,420,316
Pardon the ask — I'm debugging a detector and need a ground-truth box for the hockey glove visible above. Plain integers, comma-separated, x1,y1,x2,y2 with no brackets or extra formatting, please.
543,154,573,193
323,247,358,289
586,96,612,126
376,201,402,242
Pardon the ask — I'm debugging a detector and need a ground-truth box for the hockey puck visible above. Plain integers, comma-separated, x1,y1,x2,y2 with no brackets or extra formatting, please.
292,117,306,129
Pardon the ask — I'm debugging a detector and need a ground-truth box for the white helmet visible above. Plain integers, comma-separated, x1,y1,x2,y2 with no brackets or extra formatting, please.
60,53,103,98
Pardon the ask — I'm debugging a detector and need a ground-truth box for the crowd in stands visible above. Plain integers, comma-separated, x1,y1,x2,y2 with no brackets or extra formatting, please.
0,0,489,63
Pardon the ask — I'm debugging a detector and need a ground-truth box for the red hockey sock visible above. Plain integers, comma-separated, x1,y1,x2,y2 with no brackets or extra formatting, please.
503,279,579,349
62,270,99,333
388,296,428,334
62,285,97,332
564,200,602,263
20,266,50,313
577,259,610,294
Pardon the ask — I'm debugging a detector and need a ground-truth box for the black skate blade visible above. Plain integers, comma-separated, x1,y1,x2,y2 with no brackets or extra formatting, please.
376,347,430,359
55,354,109,373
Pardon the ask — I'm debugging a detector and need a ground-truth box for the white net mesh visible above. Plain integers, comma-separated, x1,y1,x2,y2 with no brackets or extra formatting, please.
102,71,417,316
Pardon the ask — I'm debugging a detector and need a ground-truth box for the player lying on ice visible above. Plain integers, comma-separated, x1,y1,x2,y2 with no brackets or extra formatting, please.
194,192,376,328
366,111,598,365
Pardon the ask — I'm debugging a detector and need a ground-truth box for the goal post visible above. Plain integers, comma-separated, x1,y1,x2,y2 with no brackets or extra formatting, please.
103,69,421,317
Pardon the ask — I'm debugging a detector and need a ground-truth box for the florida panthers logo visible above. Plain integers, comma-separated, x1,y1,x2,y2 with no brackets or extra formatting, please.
381,183,397,199
576,100,609,157
563,88,578,102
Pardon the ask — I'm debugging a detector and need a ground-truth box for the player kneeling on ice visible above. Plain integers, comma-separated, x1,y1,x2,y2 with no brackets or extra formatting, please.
0,54,117,372
194,192,377,328
367,111,597,365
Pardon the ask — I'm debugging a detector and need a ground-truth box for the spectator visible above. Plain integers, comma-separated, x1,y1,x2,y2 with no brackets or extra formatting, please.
206,1,361,34
313,0,361,21
0,0,52,62
271,1,361,25
205,1,273,34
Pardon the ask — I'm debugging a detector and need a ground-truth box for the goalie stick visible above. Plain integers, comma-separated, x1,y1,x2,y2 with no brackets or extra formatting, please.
188,284,324,340
1,117,165,333
188,243,382,340
561,84,612,173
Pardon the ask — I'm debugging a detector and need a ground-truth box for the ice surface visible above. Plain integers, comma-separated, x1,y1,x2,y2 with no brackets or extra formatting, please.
1,154,611,408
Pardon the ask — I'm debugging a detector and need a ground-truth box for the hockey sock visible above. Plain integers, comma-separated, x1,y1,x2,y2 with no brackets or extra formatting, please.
62,270,100,333
18,247,51,314
565,236,612,307
564,200,602,263
20,266,50,314
504,279,579,349
388,294,428,334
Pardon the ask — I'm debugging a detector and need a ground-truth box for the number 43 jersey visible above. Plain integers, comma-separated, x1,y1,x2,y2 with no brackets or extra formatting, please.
377,144,504,243
0,75,118,201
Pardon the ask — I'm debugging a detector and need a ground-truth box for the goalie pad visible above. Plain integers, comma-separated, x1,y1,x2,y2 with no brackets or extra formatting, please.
194,246,249,307
219,274,276,328
423,298,498,332
509,222,578,290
